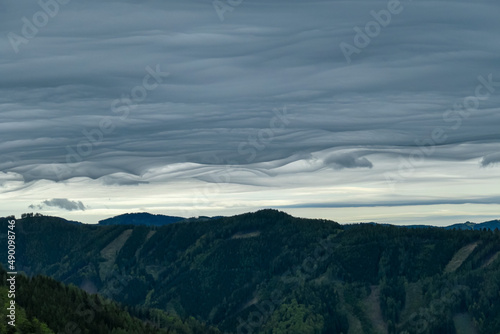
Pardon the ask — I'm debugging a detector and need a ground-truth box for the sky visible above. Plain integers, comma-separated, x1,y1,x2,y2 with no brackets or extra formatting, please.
1,0,499,226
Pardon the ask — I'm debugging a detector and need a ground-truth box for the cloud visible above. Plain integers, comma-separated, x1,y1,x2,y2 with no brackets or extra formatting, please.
0,0,499,225
0,0,498,186
277,196,500,209
34,198,87,211
323,152,373,170
481,153,500,167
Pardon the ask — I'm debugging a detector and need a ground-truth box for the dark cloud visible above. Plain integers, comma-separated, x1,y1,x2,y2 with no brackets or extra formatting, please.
0,0,498,195
34,198,87,211
481,153,500,167
278,196,500,209
323,152,373,170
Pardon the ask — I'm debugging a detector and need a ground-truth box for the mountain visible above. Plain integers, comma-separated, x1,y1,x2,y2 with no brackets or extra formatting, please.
98,212,185,226
179,215,225,223
357,219,500,231
1,210,500,333
445,221,478,230
96,211,500,231
444,219,500,231
97,212,224,226
477,219,500,230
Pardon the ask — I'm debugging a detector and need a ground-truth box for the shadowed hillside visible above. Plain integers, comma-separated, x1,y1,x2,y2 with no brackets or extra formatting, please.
0,266,219,334
98,212,186,226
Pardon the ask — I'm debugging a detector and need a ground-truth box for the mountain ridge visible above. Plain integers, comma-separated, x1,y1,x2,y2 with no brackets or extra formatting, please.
7,210,499,230
1,209,500,333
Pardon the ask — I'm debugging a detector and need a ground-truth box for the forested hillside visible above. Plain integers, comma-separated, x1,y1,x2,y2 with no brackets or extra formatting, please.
0,266,219,334
98,213,186,226
1,210,499,333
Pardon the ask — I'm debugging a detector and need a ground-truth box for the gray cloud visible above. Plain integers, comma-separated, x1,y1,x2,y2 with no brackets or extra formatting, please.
0,0,498,204
277,196,500,209
35,198,87,211
323,152,373,170
481,153,500,167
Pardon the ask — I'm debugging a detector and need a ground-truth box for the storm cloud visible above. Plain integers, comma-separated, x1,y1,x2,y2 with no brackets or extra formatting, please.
1,0,499,224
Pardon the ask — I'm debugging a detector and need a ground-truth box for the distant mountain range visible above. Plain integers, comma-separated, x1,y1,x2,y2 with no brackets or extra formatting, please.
443,219,500,231
357,219,500,231
96,212,500,231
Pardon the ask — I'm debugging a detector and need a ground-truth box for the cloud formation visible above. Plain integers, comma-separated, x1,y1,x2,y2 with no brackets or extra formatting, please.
0,0,499,224
30,198,87,211
481,153,500,167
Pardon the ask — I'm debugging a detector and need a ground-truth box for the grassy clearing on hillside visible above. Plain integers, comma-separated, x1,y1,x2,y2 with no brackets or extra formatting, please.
444,242,479,273
99,229,133,280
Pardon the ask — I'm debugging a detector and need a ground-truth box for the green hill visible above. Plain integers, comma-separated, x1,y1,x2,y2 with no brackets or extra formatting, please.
1,210,500,333
98,212,186,226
